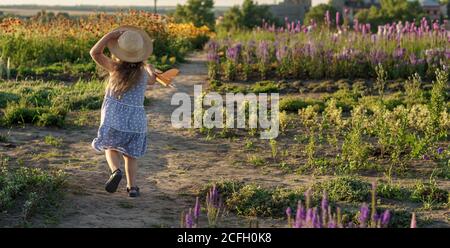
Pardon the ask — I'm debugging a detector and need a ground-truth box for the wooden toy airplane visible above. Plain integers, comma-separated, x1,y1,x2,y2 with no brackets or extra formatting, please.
155,68,179,88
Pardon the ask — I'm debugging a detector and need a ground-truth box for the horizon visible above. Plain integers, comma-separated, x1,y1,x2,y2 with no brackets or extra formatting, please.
0,0,277,7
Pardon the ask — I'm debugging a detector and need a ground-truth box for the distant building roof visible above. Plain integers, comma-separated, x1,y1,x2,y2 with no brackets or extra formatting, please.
419,0,441,7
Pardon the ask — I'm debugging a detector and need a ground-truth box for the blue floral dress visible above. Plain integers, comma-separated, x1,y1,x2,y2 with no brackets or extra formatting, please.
92,71,148,158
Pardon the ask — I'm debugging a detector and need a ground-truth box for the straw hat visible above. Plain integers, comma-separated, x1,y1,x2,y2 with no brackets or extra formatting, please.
107,25,153,63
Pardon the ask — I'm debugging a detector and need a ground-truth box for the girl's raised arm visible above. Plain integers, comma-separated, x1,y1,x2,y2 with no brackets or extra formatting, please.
144,64,158,85
90,30,124,72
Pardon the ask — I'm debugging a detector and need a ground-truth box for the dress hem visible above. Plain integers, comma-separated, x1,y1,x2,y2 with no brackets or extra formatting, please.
92,141,144,159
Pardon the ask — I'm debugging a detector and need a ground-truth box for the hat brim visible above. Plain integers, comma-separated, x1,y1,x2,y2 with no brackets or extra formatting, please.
106,25,153,63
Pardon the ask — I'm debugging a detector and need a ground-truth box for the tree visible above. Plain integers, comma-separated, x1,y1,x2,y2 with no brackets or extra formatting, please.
172,0,215,29
56,12,70,20
218,6,243,30
441,0,450,18
218,0,278,31
304,4,338,25
354,0,426,28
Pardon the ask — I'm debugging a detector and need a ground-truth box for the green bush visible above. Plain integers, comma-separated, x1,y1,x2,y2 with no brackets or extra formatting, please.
36,109,66,127
411,182,448,204
279,96,325,112
250,81,279,93
226,184,304,217
0,91,20,108
2,100,66,127
377,183,411,201
311,177,372,203
2,102,42,125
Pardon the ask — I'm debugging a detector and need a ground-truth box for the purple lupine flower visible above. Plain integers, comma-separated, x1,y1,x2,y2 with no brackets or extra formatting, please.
286,207,292,219
325,10,331,27
185,210,193,228
226,44,241,63
328,218,336,228
336,12,340,27
207,50,219,63
381,210,390,227
194,196,201,220
393,46,406,59
207,185,220,208
276,45,289,62
372,212,379,227
422,154,430,160
242,40,255,64
445,50,450,60
437,147,444,155
305,208,314,226
312,208,321,228
286,207,293,227
433,21,439,31
410,213,417,228
206,41,219,63
359,203,370,226
371,34,377,43
354,18,359,32
294,201,304,228
365,23,371,32
370,50,387,65
257,41,270,64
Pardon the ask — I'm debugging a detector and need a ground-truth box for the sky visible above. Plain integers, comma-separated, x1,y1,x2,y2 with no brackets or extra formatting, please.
0,0,278,7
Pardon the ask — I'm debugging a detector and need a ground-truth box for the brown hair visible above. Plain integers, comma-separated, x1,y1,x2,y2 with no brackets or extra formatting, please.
108,56,145,97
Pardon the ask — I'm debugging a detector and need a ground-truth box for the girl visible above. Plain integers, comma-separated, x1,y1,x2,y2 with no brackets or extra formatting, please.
90,26,157,197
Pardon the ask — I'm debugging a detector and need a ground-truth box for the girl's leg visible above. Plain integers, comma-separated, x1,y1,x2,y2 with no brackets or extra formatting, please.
105,149,122,172
123,154,137,188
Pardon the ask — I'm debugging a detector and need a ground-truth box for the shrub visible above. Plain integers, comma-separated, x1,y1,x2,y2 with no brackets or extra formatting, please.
311,177,372,203
411,181,448,204
279,97,325,112
250,81,279,93
0,91,20,108
226,184,304,217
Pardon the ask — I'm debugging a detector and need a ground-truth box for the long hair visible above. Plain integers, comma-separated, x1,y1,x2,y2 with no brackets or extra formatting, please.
108,55,145,97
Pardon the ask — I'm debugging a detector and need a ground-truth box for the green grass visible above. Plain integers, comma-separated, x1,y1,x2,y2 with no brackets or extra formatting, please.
0,133,8,142
0,80,105,127
0,158,66,224
44,135,63,147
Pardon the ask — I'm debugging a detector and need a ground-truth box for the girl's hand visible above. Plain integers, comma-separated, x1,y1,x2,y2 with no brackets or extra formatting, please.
107,30,125,40
145,64,157,85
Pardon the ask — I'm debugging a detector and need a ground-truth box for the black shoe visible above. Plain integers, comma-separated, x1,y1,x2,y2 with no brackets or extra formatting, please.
127,186,140,197
105,169,122,193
